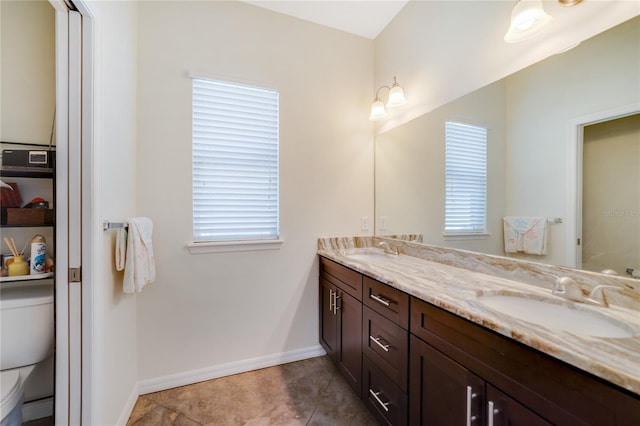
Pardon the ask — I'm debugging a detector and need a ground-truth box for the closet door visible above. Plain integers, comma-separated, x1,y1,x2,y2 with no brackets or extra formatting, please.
52,3,84,424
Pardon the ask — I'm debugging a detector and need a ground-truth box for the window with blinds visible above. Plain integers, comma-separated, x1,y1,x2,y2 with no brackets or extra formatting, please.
192,77,279,242
444,121,488,234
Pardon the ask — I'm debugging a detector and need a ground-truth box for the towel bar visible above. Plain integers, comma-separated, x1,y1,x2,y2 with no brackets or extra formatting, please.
103,221,128,231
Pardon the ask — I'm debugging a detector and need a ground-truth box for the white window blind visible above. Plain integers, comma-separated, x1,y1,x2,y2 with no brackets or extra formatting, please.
445,121,487,234
192,77,279,242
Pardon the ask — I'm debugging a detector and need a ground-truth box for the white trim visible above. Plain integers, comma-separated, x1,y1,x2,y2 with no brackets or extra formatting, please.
78,3,96,425
566,103,640,269
22,397,54,422
138,345,326,395
187,239,285,254
115,383,140,426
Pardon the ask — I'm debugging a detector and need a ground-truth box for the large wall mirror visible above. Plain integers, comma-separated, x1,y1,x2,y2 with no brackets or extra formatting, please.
375,16,639,276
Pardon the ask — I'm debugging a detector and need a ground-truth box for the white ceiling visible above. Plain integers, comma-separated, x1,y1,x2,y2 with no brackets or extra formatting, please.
241,0,410,39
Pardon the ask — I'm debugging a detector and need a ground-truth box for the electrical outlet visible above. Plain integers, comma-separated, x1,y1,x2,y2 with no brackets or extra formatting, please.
379,216,387,231
361,216,369,231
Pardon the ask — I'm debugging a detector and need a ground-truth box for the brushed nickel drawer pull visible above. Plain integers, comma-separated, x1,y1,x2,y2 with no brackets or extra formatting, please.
466,386,478,425
369,389,390,412
369,336,390,352
334,294,340,315
488,400,500,426
329,289,334,312
370,294,391,307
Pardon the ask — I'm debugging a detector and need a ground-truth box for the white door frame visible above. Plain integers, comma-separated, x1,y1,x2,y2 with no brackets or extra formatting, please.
50,0,95,423
566,103,640,269
50,1,70,424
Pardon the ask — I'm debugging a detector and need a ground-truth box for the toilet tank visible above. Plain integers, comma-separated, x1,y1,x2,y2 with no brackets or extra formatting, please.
0,284,54,370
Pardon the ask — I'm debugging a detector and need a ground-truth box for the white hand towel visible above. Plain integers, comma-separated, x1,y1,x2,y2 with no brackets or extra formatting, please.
503,216,548,255
123,217,156,293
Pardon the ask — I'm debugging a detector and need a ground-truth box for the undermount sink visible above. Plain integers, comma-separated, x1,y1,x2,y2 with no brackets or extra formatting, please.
341,248,397,263
477,292,637,339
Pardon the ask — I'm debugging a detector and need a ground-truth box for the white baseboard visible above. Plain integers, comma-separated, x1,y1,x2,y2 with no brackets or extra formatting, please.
22,397,54,422
138,345,326,395
116,382,140,426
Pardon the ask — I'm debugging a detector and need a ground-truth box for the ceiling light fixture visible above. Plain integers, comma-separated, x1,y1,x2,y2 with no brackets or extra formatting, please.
504,0,552,43
369,77,407,121
558,0,584,6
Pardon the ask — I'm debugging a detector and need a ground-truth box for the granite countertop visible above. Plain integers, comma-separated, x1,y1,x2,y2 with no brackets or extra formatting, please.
317,247,640,395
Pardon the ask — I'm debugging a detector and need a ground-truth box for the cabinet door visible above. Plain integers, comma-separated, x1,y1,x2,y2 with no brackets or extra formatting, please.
486,385,551,426
319,277,338,362
410,336,484,426
337,290,363,398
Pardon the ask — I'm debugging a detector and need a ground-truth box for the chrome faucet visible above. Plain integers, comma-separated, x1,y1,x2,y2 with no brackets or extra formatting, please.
553,277,622,308
377,241,398,255
552,277,584,302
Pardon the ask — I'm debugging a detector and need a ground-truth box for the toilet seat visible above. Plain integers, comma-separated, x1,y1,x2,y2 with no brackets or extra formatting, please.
0,370,22,420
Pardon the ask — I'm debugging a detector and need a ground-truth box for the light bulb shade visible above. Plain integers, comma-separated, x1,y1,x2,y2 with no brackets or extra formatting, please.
369,99,387,121
387,84,407,107
504,0,552,43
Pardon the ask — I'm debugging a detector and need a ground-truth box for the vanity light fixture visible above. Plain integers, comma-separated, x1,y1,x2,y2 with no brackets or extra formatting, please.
369,76,407,121
504,0,552,43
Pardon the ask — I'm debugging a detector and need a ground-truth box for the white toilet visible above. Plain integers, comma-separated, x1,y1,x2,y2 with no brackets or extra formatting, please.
0,284,54,426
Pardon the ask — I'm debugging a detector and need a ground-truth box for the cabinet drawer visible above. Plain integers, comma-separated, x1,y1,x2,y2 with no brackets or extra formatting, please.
363,306,408,391
363,357,407,426
363,277,409,329
320,257,362,301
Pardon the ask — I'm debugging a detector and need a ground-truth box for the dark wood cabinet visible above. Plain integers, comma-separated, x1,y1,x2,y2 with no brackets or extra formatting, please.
410,297,640,425
319,256,640,426
319,277,339,359
319,258,363,397
409,335,550,426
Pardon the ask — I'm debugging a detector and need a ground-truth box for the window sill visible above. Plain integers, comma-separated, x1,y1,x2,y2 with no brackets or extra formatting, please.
442,232,491,241
187,239,284,254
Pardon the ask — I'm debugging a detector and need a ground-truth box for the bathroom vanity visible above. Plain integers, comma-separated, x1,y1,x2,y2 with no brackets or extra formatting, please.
318,238,640,425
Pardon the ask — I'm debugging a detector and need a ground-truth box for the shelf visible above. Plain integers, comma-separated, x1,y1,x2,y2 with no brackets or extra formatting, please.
0,272,54,283
0,166,54,179
0,223,55,228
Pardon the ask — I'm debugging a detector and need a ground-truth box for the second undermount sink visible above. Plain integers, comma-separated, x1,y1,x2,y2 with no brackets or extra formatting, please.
341,248,397,263
477,292,637,339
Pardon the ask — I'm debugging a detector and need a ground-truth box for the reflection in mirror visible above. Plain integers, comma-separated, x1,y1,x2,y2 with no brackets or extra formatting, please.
582,114,639,275
375,16,639,276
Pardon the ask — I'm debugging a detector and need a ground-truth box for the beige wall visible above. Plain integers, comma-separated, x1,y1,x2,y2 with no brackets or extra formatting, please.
135,1,373,383
0,0,56,407
582,114,640,274
0,0,55,144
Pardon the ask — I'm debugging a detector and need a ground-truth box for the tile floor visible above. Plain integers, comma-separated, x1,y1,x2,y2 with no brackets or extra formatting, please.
127,356,378,426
